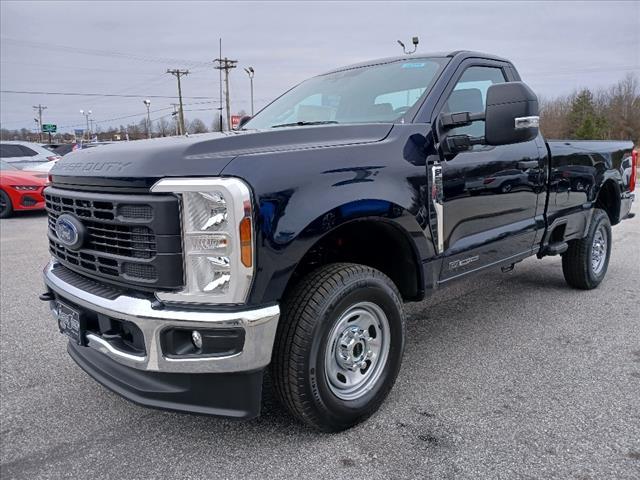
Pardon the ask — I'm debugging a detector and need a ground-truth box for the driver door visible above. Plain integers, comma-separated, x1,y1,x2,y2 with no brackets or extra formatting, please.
434,62,544,281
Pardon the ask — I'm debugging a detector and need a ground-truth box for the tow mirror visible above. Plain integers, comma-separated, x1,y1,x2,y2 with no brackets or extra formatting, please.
438,81,539,154
484,82,539,145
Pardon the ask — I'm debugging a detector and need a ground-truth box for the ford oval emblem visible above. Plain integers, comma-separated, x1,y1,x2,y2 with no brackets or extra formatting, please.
55,214,85,250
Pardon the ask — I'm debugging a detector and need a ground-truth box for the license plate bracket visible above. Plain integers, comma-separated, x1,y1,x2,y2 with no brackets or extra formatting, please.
56,301,85,345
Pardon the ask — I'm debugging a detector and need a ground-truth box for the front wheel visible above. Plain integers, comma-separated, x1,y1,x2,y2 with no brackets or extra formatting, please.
562,208,612,289
0,190,13,218
272,263,405,432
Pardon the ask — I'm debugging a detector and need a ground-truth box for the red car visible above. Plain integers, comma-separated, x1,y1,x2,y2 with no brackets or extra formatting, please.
0,160,48,218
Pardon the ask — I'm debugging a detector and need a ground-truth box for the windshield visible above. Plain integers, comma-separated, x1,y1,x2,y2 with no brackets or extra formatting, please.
244,57,447,129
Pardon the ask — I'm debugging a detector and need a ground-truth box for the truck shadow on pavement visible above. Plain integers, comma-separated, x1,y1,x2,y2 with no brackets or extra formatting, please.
124,259,570,437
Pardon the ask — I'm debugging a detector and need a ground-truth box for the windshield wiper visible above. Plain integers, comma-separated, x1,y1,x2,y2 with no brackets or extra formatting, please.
271,120,339,129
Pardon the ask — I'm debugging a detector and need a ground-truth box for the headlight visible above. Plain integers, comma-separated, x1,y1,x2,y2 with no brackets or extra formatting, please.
12,185,40,191
151,178,254,305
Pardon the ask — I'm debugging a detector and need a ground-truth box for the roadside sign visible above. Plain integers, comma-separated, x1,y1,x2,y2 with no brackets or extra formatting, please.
42,124,57,133
74,129,84,138
231,115,241,129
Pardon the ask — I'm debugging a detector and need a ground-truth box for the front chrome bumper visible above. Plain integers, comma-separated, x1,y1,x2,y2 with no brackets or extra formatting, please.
43,260,280,374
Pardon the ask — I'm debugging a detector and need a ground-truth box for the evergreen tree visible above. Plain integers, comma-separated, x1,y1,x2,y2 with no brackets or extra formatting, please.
567,89,608,139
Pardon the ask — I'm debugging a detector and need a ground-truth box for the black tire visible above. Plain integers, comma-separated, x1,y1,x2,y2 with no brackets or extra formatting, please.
501,182,513,194
272,263,405,432
562,208,612,290
0,190,13,219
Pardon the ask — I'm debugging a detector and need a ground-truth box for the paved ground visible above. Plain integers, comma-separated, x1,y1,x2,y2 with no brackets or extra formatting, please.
1,204,639,480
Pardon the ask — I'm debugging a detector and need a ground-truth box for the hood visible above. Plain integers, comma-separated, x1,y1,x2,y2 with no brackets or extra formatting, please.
0,170,48,186
50,124,393,188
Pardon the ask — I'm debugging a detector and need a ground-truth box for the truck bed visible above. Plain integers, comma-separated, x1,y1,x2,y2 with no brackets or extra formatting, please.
544,139,635,241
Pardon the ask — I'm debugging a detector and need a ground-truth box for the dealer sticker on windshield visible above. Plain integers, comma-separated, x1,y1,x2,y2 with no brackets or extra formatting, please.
402,62,426,68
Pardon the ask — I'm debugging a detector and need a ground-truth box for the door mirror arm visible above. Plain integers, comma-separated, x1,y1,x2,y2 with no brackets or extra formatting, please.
439,111,485,131
442,134,485,156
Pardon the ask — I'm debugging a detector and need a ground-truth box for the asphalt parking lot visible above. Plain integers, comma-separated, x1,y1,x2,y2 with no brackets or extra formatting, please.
1,204,639,480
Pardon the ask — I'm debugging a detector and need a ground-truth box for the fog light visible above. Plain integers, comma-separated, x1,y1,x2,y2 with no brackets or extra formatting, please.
191,330,203,349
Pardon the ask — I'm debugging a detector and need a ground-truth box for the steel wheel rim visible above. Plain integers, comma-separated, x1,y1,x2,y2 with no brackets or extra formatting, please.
591,225,607,274
324,301,391,401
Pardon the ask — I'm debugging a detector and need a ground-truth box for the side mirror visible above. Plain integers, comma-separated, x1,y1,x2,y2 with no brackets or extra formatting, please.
438,81,539,154
484,82,539,145
237,115,252,129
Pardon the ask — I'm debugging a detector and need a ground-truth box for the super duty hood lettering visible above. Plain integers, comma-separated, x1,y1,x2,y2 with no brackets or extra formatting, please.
53,161,133,173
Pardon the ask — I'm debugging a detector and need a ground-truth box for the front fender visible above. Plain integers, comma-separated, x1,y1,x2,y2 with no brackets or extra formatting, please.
221,124,434,305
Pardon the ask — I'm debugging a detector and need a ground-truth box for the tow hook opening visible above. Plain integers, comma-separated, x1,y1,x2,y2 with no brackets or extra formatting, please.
161,327,245,358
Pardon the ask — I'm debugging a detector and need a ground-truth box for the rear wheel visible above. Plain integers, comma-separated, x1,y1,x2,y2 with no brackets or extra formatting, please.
562,208,612,289
272,263,405,432
0,190,13,218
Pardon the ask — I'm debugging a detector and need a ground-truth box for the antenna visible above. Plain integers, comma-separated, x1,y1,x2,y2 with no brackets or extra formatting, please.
398,36,419,55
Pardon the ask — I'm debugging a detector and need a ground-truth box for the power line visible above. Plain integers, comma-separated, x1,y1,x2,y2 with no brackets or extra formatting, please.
0,89,216,100
58,106,175,129
0,60,165,76
1,37,212,68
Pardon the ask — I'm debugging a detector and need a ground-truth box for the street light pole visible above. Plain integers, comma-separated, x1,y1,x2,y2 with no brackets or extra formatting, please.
143,99,152,139
244,67,255,116
80,109,92,142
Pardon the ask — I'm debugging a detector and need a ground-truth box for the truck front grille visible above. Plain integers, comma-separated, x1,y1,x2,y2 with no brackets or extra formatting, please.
45,186,183,290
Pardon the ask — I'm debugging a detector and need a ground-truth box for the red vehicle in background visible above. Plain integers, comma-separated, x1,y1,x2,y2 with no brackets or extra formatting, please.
0,160,48,218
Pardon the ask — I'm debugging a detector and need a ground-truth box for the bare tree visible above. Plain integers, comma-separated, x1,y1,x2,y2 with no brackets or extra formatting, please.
155,117,171,137
188,118,208,134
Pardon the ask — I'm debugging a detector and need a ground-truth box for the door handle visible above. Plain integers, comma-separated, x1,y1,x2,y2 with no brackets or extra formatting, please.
518,160,539,170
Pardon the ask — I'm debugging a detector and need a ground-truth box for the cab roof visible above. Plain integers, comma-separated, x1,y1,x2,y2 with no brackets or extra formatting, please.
321,50,511,75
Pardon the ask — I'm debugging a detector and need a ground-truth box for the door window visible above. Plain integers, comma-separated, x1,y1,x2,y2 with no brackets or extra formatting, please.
19,145,38,156
443,66,506,137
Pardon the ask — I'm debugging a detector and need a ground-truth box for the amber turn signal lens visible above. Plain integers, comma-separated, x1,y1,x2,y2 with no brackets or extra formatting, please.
239,217,252,267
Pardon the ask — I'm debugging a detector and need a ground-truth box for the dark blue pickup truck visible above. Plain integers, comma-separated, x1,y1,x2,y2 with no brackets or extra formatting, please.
41,51,636,431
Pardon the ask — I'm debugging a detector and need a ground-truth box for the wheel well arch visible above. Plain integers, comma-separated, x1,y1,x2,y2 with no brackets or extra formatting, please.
283,218,424,302
595,179,621,225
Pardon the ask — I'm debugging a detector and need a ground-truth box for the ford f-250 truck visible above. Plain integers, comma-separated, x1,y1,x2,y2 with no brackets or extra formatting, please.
41,51,636,432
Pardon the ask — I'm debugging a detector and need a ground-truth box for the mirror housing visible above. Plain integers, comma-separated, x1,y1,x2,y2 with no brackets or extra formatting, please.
484,81,539,145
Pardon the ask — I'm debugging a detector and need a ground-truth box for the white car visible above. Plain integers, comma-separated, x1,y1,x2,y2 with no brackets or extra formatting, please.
0,141,60,171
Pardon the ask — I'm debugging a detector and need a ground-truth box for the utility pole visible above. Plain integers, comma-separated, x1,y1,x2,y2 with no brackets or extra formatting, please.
214,49,237,131
32,104,47,142
217,38,224,132
170,103,181,135
33,117,40,142
167,69,189,135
